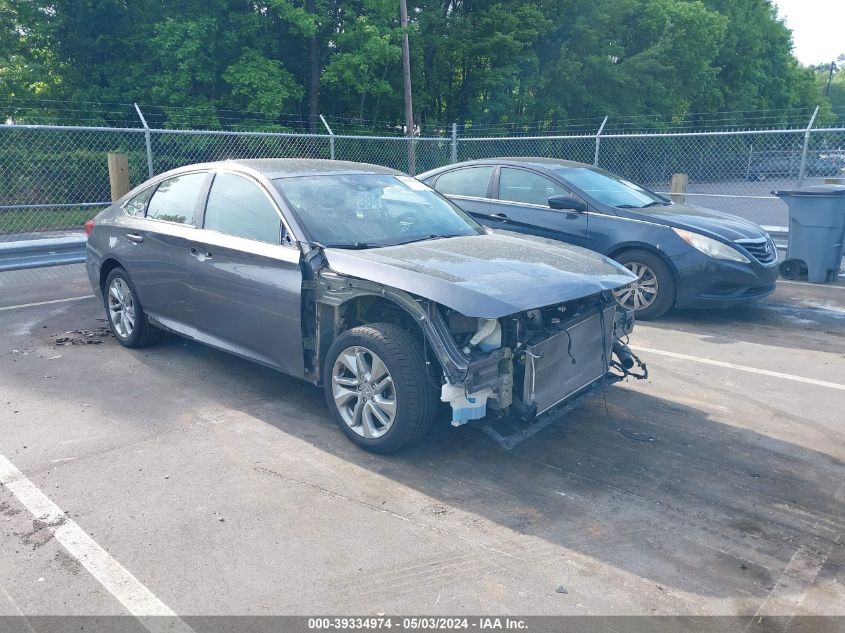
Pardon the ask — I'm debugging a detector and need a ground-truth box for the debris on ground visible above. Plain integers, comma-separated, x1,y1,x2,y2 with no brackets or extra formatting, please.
53,327,112,347
556,586,568,594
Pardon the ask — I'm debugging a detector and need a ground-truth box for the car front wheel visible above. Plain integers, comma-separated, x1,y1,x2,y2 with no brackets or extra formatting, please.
324,323,437,453
611,250,676,320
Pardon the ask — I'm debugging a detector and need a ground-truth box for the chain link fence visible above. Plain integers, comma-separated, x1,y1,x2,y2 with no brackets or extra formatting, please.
2,117,844,241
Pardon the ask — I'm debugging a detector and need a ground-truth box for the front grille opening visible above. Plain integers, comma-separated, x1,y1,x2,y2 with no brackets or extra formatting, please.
735,238,777,264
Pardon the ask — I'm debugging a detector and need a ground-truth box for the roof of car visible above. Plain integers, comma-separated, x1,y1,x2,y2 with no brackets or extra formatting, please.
227,158,402,178
418,157,593,178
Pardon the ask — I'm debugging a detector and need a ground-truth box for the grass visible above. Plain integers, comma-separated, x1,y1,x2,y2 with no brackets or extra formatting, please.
0,206,105,234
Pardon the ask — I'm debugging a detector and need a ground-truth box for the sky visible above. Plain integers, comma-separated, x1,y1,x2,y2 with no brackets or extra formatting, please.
771,0,845,66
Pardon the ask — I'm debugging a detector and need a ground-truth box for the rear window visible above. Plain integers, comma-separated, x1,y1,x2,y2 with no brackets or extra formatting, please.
146,173,208,225
433,166,493,198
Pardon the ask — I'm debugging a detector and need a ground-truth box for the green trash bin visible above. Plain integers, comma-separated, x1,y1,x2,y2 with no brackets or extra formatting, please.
773,184,845,283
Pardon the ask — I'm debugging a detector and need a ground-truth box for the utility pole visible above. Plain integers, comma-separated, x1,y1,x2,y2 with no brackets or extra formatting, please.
307,0,320,132
399,0,415,175
826,61,836,96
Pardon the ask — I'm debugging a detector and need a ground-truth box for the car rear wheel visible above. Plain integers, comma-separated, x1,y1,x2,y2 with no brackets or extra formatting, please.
104,267,159,348
324,323,437,453
611,250,675,320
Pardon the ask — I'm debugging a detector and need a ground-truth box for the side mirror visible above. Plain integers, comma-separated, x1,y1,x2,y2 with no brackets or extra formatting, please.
548,195,587,213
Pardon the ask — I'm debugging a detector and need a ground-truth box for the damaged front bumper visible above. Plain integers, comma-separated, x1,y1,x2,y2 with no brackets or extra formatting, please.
440,297,647,443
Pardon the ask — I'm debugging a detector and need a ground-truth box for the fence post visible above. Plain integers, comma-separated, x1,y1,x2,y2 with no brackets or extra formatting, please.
797,105,819,188
670,173,688,203
319,114,335,160
133,103,154,178
746,143,754,180
594,116,608,167
451,123,458,163
108,153,130,201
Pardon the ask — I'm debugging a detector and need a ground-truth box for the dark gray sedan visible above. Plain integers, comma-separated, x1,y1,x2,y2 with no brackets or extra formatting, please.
419,159,780,319
85,159,645,452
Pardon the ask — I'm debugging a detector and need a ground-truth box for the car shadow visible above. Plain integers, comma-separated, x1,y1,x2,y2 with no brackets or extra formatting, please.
131,333,845,601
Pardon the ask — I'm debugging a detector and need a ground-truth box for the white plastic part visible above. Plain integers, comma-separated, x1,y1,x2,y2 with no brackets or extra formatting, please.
441,383,493,427
462,318,502,354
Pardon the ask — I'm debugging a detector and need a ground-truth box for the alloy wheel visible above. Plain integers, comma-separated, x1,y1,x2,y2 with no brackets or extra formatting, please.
107,277,136,339
331,346,397,439
613,262,659,311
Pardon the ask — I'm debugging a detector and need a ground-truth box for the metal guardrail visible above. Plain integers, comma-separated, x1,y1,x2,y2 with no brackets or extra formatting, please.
0,234,86,272
763,226,789,250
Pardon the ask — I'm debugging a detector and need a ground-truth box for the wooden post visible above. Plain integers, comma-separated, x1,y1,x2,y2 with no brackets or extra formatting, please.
670,173,688,204
107,153,130,201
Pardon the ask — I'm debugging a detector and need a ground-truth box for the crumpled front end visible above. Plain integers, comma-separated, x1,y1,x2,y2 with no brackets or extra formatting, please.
311,266,646,448
436,291,647,431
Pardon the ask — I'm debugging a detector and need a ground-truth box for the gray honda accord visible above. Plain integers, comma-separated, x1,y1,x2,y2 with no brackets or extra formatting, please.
85,159,646,452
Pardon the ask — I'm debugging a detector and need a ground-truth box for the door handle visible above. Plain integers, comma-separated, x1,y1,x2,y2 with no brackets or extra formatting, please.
125,232,144,243
190,247,213,260
491,213,509,220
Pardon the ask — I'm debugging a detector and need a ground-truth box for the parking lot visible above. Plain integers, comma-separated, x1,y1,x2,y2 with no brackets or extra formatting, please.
1,264,843,618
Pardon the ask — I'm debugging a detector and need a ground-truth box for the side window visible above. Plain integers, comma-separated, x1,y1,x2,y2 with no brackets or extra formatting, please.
433,167,494,198
203,173,282,244
498,168,569,206
124,187,153,216
146,173,207,225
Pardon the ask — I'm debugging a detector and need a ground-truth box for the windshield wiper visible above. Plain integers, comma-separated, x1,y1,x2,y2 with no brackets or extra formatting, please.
393,233,453,246
314,241,379,250
616,201,668,209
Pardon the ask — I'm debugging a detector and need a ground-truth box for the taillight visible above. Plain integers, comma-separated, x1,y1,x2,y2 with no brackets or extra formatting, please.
84,219,95,236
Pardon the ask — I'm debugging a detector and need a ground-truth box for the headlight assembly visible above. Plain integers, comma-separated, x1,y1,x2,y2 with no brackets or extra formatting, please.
672,228,750,263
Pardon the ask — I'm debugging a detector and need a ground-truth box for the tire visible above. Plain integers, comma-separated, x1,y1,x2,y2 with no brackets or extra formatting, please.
323,323,437,453
611,249,676,320
103,267,159,348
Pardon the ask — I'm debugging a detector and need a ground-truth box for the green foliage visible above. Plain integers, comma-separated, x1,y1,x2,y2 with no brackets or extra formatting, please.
224,49,304,115
0,0,830,129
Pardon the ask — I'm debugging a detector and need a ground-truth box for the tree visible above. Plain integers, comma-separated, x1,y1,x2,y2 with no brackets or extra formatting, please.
0,0,829,130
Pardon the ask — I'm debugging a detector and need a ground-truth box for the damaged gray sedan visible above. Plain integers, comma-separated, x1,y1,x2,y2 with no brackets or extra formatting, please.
85,159,646,453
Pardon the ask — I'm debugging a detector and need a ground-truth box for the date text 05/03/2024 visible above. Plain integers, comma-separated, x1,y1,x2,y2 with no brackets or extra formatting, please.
307,617,528,630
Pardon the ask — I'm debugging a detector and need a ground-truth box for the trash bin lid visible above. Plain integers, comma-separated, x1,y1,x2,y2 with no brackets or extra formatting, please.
773,184,845,197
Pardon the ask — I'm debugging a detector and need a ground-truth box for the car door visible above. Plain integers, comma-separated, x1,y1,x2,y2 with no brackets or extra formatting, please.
120,171,211,327
187,170,305,377
490,167,588,246
429,165,494,220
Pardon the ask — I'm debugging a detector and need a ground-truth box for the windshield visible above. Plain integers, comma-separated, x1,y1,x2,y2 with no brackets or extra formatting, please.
553,166,667,208
274,174,484,247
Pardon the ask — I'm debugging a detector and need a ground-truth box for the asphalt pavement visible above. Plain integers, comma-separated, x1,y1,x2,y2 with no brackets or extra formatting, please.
0,265,843,619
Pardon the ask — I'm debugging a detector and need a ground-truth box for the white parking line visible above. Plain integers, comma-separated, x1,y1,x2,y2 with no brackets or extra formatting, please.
779,280,845,291
0,453,192,632
0,295,95,312
630,345,845,392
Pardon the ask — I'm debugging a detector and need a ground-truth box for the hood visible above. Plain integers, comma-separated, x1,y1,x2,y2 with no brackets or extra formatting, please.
627,202,769,241
323,232,635,318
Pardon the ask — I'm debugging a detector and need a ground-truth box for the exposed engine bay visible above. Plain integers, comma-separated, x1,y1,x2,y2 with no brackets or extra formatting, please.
438,291,647,427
